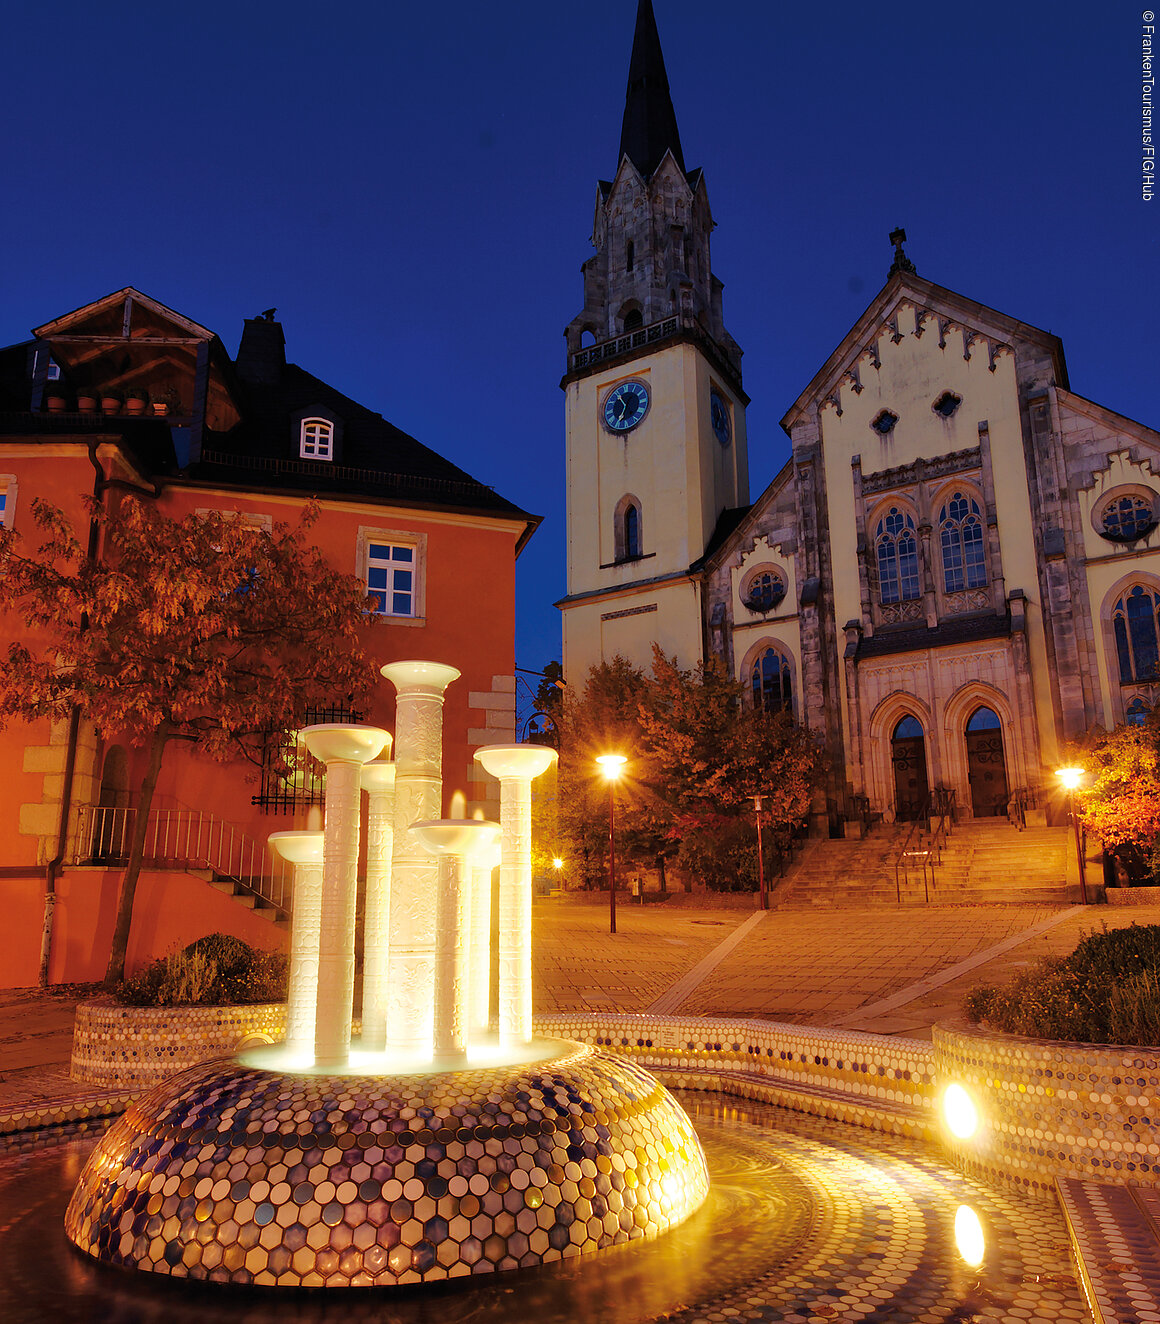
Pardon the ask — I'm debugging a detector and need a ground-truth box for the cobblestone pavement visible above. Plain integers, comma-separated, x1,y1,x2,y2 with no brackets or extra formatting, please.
6,899,1160,1110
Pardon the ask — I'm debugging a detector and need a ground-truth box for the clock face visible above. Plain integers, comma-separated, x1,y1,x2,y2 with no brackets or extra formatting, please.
710,390,732,446
603,380,650,433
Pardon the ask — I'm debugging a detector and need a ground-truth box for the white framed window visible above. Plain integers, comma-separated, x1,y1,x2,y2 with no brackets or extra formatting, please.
359,528,427,624
0,476,18,530
300,418,334,460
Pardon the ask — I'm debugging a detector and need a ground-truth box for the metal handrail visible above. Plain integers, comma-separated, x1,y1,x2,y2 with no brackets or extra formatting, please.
892,789,956,904
73,804,292,916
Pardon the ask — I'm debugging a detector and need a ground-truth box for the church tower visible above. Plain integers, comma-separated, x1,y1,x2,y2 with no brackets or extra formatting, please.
558,0,749,686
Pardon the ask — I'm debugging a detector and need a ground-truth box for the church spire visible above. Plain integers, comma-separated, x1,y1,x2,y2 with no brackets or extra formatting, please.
618,0,686,179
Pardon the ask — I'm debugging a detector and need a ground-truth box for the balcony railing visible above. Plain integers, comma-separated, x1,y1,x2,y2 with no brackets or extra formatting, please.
570,317,681,373
73,805,292,917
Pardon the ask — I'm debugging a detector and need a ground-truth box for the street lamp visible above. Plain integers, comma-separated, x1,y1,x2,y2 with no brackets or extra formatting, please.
596,754,627,933
1056,765,1088,905
753,794,768,911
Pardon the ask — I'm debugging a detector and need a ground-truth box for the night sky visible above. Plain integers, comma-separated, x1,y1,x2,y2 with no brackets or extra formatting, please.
5,2,1154,722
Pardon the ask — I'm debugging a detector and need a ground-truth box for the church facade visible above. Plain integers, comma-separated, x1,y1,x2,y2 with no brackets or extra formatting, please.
559,0,1160,828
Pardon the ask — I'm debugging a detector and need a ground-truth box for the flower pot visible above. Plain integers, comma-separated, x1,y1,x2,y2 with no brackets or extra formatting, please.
151,402,169,417
77,395,97,413
125,397,147,416
101,397,121,415
46,395,68,413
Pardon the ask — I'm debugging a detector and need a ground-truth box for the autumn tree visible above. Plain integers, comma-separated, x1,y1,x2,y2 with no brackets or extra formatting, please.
1074,717,1160,884
0,495,376,983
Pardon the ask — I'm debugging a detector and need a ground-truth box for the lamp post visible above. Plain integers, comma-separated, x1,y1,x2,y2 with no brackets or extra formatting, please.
754,794,767,911
597,754,627,934
1056,765,1088,905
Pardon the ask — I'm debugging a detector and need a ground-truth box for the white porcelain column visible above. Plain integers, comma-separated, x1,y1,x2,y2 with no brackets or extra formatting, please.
267,830,324,1057
380,661,460,1056
302,724,390,1070
408,819,493,1066
473,745,558,1048
467,836,500,1036
360,758,396,1052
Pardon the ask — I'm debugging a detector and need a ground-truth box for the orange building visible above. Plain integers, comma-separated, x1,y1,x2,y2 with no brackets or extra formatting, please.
0,288,537,987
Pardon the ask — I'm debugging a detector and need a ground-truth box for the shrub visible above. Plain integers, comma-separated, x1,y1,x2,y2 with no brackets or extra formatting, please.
963,922,1160,1044
115,933,287,1007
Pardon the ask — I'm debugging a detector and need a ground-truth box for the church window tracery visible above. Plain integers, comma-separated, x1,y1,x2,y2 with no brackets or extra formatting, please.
742,567,786,613
939,491,987,593
933,391,961,419
1101,492,1158,543
1113,584,1160,683
871,409,898,437
751,647,793,714
875,507,920,605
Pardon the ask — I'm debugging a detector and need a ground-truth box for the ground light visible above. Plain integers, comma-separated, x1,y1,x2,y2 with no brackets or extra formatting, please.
954,1204,985,1267
597,754,627,934
942,1083,979,1140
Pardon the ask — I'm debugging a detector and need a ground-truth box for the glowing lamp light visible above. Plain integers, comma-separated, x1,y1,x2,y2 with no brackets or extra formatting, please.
596,753,627,779
943,1083,979,1139
954,1204,985,1267
1056,765,1084,791
552,857,564,870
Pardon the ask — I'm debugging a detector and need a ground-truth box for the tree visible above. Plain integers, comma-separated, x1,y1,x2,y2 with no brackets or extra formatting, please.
0,495,376,983
554,650,822,892
1074,718,1160,883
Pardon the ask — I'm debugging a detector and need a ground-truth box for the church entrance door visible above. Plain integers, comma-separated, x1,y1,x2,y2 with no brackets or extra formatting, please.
965,706,1008,817
891,715,929,822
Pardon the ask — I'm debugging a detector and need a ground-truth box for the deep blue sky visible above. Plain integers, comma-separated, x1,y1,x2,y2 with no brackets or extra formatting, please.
5,2,1154,721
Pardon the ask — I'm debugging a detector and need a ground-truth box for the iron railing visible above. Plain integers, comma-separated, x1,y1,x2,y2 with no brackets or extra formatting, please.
253,703,361,811
73,804,292,916
892,788,957,904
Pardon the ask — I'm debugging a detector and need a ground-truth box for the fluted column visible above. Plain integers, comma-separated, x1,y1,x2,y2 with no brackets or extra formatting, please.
467,837,500,1035
360,758,396,1051
473,745,557,1048
267,830,324,1057
381,661,460,1056
302,724,390,1070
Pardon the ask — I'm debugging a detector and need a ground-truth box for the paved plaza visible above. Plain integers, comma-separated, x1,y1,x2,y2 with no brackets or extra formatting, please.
6,897,1160,1108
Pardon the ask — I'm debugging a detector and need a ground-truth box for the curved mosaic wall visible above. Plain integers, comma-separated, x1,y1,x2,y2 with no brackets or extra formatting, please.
64,1040,709,1287
72,999,285,1089
934,1021,1160,1194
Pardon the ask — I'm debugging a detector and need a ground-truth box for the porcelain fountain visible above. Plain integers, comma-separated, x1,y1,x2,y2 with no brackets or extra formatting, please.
63,662,710,1289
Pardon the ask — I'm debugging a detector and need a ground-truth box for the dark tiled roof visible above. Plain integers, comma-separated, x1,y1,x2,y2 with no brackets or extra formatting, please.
618,0,686,180
192,363,531,522
693,505,752,569
857,611,1011,660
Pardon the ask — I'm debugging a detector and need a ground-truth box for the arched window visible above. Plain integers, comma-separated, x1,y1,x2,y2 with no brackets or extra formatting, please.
939,491,987,593
300,418,333,460
1127,696,1151,725
1113,584,1160,682
966,705,1001,731
614,496,643,561
875,507,920,604
623,503,640,558
893,714,923,740
751,647,793,714
623,309,643,332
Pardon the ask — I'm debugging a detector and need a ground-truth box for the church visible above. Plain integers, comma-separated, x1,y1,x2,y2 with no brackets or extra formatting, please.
558,0,1160,829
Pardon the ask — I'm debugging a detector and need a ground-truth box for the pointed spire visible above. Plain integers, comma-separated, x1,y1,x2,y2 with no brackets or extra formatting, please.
618,0,686,179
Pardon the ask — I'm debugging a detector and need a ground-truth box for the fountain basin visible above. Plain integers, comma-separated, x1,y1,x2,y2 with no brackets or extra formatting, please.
64,1041,709,1287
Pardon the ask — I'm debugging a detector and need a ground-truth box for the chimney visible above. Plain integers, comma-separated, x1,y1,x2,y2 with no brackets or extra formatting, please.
235,311,286,384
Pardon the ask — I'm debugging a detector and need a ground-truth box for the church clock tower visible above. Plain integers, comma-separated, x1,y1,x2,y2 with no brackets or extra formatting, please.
558,0,749,687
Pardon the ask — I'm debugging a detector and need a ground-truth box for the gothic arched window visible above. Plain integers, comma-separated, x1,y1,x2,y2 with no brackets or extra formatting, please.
1113,584,1160,682
623,309,643,332
751,647,793,714
1127,696,1151,725
939,491,987,593
614,495,643,561
623,503,640,558
875,507,920,605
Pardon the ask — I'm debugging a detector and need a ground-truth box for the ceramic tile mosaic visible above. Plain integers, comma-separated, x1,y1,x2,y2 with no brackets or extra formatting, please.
0,1088,135,1137
1,1093,1095,1323
64,1040,709,1286
1057,1176,1160,1323
935,1022,1160,1196
72,999,287,1089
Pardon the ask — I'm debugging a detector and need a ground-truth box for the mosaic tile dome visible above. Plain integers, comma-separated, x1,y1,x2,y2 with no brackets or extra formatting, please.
64,1039,709,1287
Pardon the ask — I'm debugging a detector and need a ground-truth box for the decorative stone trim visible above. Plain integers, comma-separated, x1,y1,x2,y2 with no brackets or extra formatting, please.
71,998,286,1089
1106,886,1160,906
934,1020,1160,1196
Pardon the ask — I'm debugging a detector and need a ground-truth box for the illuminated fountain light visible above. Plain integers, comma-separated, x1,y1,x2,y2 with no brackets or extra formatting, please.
467,821,500,1037
64,666,710,1289
266,829,323,1060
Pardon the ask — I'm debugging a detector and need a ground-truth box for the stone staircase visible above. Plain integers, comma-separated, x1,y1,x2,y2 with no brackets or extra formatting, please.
771,818,1072,908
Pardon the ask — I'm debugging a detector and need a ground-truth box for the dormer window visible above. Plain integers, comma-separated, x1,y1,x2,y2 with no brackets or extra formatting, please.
300,418,333,460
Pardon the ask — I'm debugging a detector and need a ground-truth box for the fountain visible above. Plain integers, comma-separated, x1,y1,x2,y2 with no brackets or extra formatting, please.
63,662,710,1288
